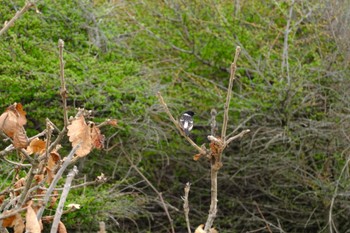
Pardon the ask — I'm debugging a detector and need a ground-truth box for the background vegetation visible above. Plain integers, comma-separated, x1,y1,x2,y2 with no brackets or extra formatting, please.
1,0,350,232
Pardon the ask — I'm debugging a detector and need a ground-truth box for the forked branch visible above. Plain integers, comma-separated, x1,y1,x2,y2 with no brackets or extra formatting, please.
157,92,207,155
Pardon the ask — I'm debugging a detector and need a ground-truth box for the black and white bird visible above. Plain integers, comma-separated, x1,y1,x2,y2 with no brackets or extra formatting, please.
179,111,194,136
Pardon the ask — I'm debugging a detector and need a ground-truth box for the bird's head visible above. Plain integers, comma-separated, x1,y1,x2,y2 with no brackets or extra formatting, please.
184,111,195,116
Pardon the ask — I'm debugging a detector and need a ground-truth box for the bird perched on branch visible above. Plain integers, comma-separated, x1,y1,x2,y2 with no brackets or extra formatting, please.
179,111,194,136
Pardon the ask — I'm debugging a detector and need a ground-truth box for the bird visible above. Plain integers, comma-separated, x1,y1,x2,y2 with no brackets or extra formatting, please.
179,111,194,136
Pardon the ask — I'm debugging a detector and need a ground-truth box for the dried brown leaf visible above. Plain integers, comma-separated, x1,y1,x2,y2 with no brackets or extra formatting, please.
91,125,104,149
0,103,28,148
46,167,54,185
195,224,205,233
0,110,17,138
194,224,218,233
48,151,61,170
13,213,25,233
26,204,41,233
58,221,67,233
34,174,44,184
0,194,5,205
2,212,25,233
67,115,92,157
193,154,202,161
107,119,118,126
13,125,29,148
2,211,16,227
13,103,27,126
26,138,46,155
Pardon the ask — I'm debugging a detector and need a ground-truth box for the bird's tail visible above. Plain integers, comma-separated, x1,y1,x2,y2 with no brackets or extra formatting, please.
184,128,189,136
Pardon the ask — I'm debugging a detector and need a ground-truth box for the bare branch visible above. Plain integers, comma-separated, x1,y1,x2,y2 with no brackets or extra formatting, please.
0,2,35,36
36,144,80,220
0,206,27,220
204,166,218,232
50,166,78,233
157,92,207,155
182,182,191,233
221,46,241,140
123,152,175,233
58,39,69,129
210,109,218,137
281,0,295,85
48,39,69,153
224,129,250,148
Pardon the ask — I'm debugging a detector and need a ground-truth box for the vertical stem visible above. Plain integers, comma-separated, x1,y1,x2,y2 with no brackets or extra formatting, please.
58,39,69,128
221,46,241,140
204,165,218,232
183,182,191,233
282,0,295,86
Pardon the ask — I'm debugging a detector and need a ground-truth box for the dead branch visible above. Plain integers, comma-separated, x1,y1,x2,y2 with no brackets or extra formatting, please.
221,46,241,140
50,166,78,233
36,144,80,220
157,92,207,155
182,182,191,233
0,206,27,221
123,150,175,233
48,39,69,153
0,1,35,36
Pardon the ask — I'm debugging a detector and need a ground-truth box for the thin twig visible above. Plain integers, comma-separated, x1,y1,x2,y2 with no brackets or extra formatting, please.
0,206,27,220
58,39,69,128
254,201,273,233
224,129,250,148
36,144,80,220
328,153,350,233
48,39,69,153
204,166,218,232
210,109,218,137
281,0,295,86
50,166,78,233
0,1,35,36
182,182,191,233
16,165,37,208
123,152,175,233
221,46,241,140
1,157,32,167
157,92,207,155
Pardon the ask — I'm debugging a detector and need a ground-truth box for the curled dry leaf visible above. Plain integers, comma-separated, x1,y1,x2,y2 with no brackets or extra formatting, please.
193,153,202,161
90,124,105,149
194,224,218,233
46,151,61,184
67,115,106,157
26,203,41,233
67,115,92,157
2,212,25,233
26,138,46,155
0,103,28,148
0,194,5,205
58,221,68,233
195,224,205,233
48,151,61,169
